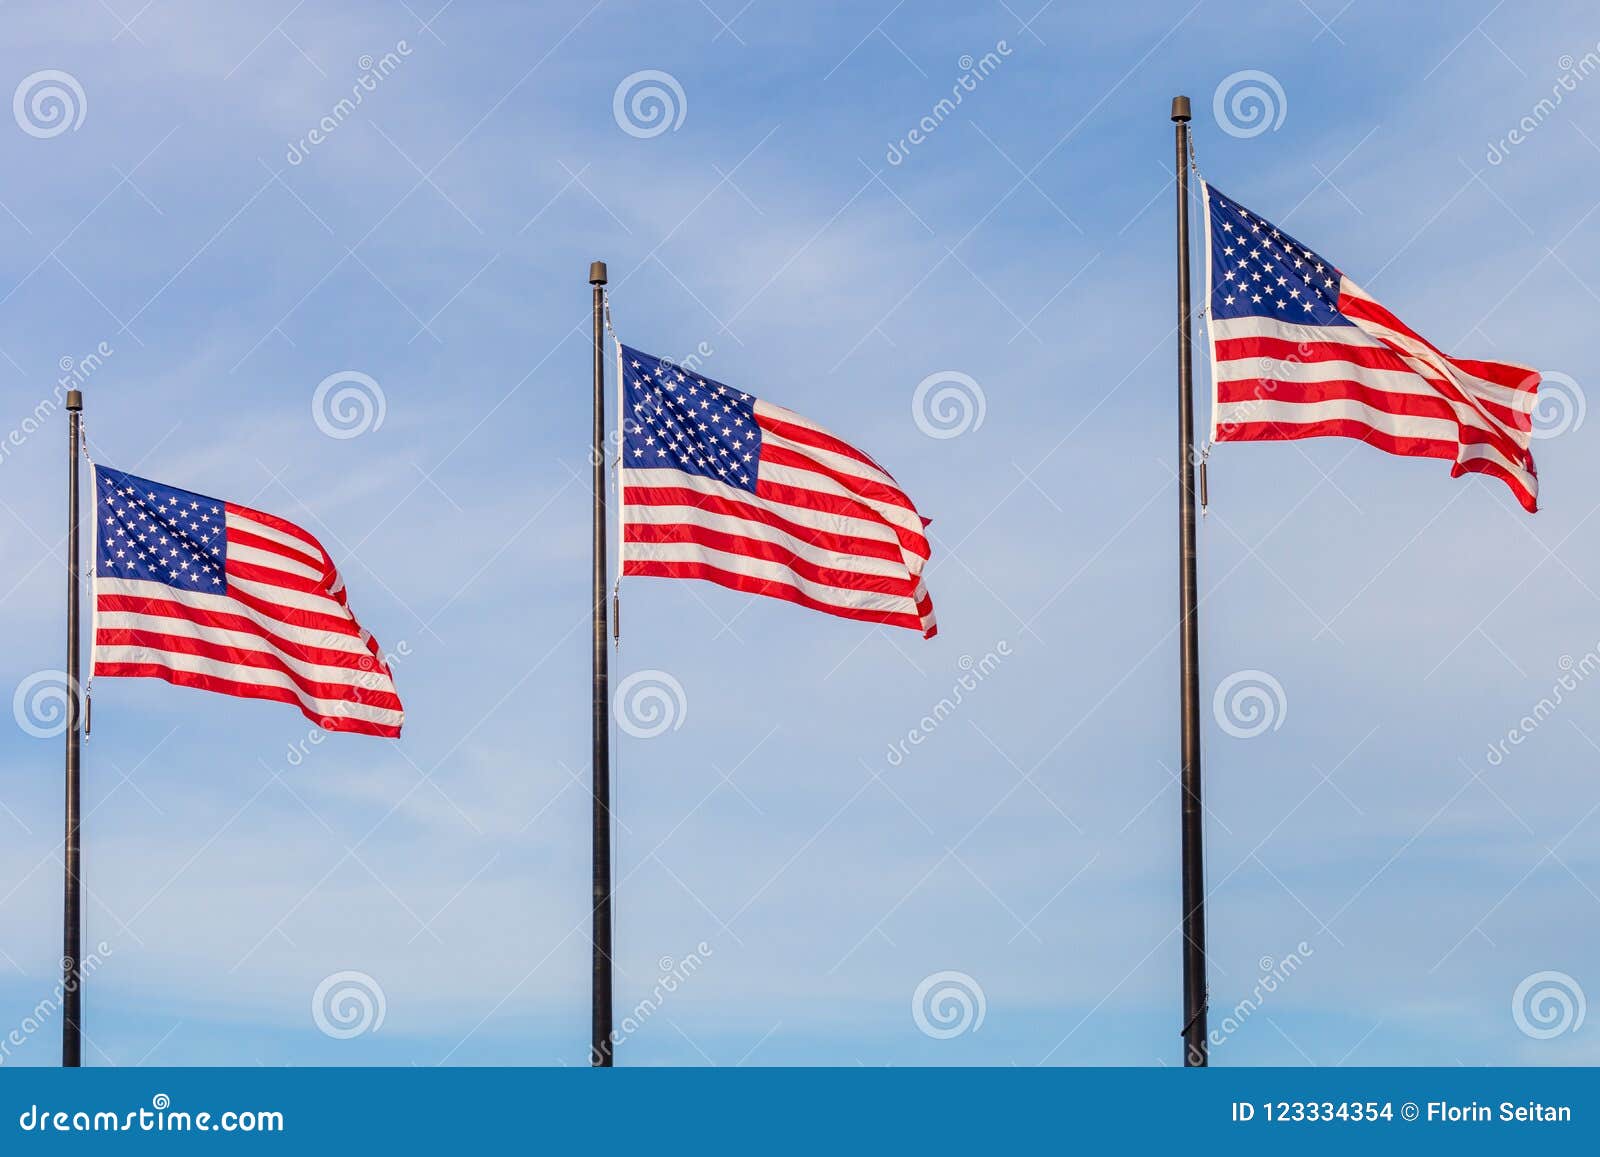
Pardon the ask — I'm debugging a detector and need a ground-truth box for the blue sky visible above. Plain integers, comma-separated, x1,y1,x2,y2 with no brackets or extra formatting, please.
1,0,1597,1067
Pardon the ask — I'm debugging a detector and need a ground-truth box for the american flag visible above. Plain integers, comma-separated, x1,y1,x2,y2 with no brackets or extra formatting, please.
618,344,936,637
91,465,404,737
1203,183,1541,512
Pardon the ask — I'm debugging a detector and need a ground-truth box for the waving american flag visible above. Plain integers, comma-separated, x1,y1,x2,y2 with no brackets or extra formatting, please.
1203,183,1542,512
91,465,404,736
618,345,936,637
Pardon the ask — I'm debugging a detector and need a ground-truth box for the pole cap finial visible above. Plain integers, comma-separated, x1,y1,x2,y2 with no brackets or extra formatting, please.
589,261,608,285
65,389,82,411
1171,95,1192,122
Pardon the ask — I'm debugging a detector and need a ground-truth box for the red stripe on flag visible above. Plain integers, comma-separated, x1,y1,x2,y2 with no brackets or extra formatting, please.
91,661,401,737
1214,416,1459,461
1214,417,1537,511
222,581,367,639
759,442,919,519
624,483,905,564
625,522,918,599
754,475,932,564
96,595,376,671
1216,377,1461,422
96,628,403,711
621,558,933,636
226,502,331,561
226,525,333,574
757,412,897,480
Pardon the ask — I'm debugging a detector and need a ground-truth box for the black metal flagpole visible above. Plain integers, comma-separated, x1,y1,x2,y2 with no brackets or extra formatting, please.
589,261,615,1067
1171,95,1209,1067
63,387,83,1068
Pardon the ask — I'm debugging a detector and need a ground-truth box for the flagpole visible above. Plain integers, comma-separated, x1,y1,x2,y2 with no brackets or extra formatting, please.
62,388,84,1068
589,261,615,1067
1171,95,1209,1067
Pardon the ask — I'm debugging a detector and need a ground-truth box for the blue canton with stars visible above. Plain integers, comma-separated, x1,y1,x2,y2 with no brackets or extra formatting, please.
96,464,228,592
1206,184,1353,329
620,344,763,494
